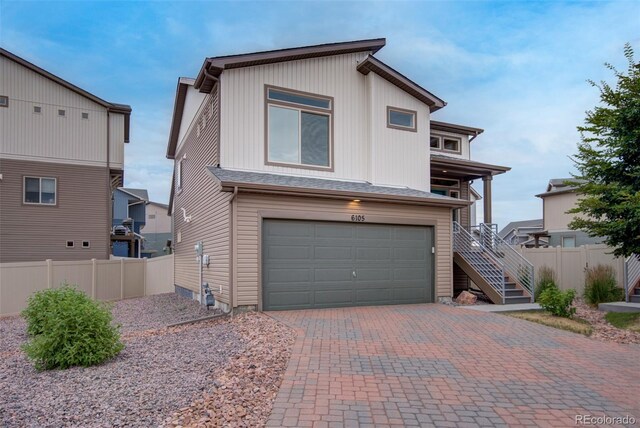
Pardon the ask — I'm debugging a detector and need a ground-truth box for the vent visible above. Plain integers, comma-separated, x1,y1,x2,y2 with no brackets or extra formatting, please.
82,241,90,248
66,241,74,248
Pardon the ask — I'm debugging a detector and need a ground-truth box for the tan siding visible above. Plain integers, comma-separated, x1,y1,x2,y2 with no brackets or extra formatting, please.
0,158,109,262
459,181,470,228
235,194,453,307
0,55,126,168
173,87,231,303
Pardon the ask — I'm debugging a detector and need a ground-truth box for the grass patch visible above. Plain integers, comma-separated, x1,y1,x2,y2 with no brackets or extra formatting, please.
604,312,640,332
503,310,593,336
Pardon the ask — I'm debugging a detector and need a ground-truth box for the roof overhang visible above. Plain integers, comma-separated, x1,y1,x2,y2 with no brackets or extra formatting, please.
430,155,510,181
195,38,387,93
1,48,132,141
166,77,195,159
535,188,577,198
430,120,483,139
356,55,446,112
207,168,469,208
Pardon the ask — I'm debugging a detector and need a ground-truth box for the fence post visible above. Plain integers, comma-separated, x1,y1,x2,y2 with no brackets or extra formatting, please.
120,258,125,300
46,259,53,289
143,257,148,297
91,259,97,299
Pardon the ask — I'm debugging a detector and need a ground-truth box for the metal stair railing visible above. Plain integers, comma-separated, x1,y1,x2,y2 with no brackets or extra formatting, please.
624,255,640,302
453,222,506,304
478,223,535,301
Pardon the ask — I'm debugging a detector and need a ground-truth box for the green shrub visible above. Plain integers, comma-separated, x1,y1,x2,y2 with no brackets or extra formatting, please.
538,287,576,318
534,266,558,302
584,264,625,306
21,285,124,370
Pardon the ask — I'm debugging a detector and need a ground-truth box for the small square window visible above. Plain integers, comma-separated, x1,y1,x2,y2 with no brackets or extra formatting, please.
82,112,89,119
58,109,66,117
66,241,74,248
0,96,8,107
443,137,460,152
562,236,576,248
33,106,42,114
430,136,440,149
82,241,90,248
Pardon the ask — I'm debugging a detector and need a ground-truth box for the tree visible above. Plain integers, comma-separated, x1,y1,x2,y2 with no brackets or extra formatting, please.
569,44,640,258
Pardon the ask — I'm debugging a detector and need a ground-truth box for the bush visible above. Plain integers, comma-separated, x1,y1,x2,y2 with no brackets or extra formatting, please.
538,287,576,318
534,266,558,302
584,264,625,306
21,285,124,370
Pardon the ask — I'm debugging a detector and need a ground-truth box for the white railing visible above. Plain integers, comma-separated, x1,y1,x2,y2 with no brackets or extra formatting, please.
477,223,535,300
624,255,640,302
453,222,506,304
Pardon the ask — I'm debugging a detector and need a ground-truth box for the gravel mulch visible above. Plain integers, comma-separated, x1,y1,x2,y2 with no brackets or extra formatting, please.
574,298,640,344
0,294,295,428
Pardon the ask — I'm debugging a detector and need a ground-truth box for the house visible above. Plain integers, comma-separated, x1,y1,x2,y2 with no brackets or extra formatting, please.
535,178,602,248
498,219,546,247
111,187,147,257
141,201,172,257
0,48,131,262
166,38,530,310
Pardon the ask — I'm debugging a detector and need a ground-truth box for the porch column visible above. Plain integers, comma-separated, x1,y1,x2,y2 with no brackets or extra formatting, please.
483,175,492,224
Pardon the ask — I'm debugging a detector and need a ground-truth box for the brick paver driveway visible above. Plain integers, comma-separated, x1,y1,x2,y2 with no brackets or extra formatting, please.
267,304,639,427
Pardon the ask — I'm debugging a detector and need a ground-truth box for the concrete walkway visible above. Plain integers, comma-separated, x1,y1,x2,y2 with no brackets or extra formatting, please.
458,303,541,312
268,304,639,427
599,302,640,313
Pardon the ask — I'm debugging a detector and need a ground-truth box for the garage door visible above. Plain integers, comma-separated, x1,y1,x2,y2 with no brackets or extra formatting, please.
262,219,434,310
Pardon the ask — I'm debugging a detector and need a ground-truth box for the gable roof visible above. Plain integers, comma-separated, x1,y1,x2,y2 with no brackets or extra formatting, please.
498,219,544,239
117,188,149,201
536,178,586,198
166,77,195,159
195,38,386,93
430,120,483,139
207,167,469,208
356,55,446,112
0,48,132,142
146,201,169,210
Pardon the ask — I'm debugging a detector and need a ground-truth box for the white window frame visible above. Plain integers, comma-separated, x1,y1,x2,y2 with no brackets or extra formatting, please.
23,176,57,205
176,159,183,191
387,106,417,132
82,241,91,249
430,133,462,154
265,85,333,171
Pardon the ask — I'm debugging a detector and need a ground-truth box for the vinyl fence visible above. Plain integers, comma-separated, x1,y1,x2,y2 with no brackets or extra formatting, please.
0,254,174,316
516,245,624,295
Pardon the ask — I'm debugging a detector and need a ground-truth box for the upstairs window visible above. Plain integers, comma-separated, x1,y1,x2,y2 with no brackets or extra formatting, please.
430,133,461,153
0,96,8,107
387,107,416,131
266,86,332,169
24,177,57,205
443,137,460,152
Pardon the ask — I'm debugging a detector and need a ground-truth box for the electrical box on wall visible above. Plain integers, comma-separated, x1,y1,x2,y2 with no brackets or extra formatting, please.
194,241,203,256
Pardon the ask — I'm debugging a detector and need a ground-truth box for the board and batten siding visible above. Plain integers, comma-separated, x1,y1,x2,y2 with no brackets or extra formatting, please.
0,54,126,169
0,158,110,262
234,193,453,307
172,88,232,303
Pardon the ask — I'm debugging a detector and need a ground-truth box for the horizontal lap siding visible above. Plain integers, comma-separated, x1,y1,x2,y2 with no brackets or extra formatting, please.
236,194,453,306
173,88,232,303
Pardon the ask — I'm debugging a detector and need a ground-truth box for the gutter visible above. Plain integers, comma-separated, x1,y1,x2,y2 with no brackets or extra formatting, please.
106,111,111,260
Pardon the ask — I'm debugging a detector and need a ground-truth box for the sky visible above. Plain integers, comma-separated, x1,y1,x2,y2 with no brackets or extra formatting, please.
1,0,638,228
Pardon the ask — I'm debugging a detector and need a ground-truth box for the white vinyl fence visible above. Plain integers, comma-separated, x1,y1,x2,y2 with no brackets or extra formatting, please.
0,254,174,317
516,245,624,295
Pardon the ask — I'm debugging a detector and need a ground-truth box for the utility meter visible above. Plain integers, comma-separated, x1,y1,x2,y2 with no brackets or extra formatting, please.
194,241,203,256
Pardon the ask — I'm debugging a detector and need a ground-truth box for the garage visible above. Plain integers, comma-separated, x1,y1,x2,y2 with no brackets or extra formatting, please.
262,219,434,310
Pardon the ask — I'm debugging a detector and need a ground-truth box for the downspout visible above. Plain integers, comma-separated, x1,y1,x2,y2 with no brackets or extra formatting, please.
227,186,238,315
106,110,111,259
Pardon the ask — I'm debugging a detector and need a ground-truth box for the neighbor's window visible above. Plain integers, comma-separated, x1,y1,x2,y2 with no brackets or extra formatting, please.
266,86,332,168
0,96,8,107
443,137,460,152
24,177,57,205
82,112,89,119
58,109,66,117
148,214,156,219
176,159,183,190
562,236,576,248
387,107,416,131
430,135,441,149
33,106,42,114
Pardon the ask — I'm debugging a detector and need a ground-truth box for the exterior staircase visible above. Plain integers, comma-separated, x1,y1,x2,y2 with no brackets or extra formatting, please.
453,222,534,305
624,255,640,303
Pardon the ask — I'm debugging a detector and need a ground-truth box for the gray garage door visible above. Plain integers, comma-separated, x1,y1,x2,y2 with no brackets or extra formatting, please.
262,219,434,310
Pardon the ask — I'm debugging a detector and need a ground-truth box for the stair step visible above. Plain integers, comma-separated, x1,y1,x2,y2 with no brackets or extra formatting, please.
503,283,517,290
505,289,524,297
504,296,532,304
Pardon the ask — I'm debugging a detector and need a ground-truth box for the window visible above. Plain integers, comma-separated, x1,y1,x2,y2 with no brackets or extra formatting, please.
66,241,74,248
266,86,332,169
82,112,89,119
430,136,440,149
443,137,460,152
0,96,7,107
562,236,576,248
33,106,42,114
82,241,91,248
431,177,460,197
58,109,66,117
176,159,183,190
24,177,57,205
430,133,461,153
387,107,416,131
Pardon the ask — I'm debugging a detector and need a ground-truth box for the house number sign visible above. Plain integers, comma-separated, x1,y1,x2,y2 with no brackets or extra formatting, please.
351,214,366,222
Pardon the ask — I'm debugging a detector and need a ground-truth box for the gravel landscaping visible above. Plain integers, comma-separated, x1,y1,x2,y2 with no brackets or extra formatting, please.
574,298,640,344
0,293,295,428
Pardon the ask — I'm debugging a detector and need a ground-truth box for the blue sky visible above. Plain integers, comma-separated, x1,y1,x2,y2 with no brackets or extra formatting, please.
1,0,638,227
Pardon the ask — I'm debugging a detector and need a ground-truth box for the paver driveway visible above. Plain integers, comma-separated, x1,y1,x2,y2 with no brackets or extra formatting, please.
267,304,639,427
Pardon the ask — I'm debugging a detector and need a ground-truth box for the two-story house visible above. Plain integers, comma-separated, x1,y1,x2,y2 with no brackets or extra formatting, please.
111,187,147,257
141,201,173,257
166,38,531,310
0,48,131,262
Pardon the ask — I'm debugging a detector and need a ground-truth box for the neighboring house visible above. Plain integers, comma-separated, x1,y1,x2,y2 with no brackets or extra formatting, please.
498,219,546,247
535,178,601,248
0,48,131,262
141,201,172,257
111,187,147,257
166,38,519,311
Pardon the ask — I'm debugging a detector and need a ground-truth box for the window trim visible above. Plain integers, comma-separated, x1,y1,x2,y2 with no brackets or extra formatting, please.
386,106,417,132
264,84,334,172
66,241,74,248
23,176,58,206
0,95,8,107
430,132,462,154
562,235,576,248
82,241,91,249
176,158,183,191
